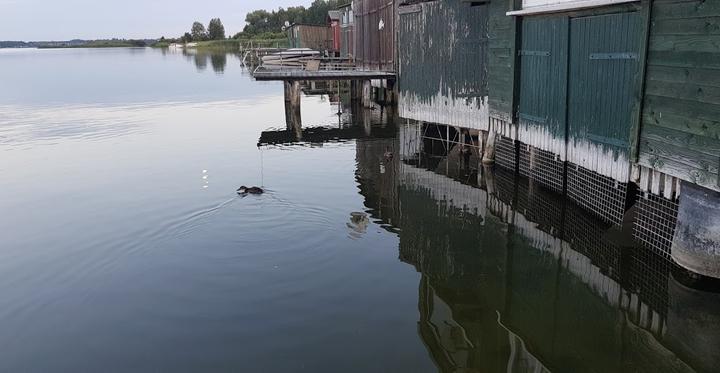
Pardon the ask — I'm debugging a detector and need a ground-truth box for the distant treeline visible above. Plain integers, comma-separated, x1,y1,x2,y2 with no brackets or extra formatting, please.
0,39,154,49
241,0,345,37
160,0,344,44
1,0,345,50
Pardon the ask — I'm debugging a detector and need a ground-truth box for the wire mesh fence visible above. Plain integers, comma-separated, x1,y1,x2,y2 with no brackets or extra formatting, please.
495,135,516,171
632,190,680,260
566,164,628,226
518,144,565,193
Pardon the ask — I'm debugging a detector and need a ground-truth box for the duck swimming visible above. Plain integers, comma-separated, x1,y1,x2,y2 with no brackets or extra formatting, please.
237,186,264,195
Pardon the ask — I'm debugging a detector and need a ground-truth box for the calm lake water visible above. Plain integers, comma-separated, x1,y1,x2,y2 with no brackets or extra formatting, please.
0,47,717,372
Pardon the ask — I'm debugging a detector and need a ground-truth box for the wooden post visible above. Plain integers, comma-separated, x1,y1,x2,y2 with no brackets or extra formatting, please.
350,80,361,102
284,80,302,139
290,80,301,108
284,81,292,102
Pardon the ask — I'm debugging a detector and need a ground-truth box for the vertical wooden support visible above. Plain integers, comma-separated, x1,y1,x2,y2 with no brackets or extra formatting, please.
290,80,301,108
362,80,372,108
284,80,302,139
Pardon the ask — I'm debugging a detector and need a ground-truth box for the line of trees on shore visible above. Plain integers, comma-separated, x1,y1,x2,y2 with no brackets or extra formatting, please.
156,0,345,47
241,0,344,36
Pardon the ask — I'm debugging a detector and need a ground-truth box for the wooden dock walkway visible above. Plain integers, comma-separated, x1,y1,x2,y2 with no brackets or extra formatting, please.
252,56,395,81
253,69,396,81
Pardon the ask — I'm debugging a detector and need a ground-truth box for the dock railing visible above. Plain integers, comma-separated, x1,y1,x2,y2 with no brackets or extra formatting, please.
253,56,358,75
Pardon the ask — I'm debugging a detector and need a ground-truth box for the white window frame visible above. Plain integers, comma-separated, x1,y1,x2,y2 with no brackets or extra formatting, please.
507,0,638,16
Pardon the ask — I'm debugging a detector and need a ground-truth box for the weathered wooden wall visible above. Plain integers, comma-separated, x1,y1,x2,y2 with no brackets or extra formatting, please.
397,0,490,130
566,11,644,182
353,0,396,70
516,15,569,161
287,24,331,50
513,3,646,182
637,0,720,193
488,0,518,138
339,5,354,58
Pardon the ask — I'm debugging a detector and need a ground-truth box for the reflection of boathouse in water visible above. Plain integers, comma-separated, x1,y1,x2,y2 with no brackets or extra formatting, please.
260,0,720,368
257,83,719,371
349,129,720,372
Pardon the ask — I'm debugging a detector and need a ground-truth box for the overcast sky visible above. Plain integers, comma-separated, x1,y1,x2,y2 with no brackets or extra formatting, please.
0,0,312,41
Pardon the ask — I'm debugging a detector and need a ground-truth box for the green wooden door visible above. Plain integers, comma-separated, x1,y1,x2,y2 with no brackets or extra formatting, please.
567,12,643,177
518,16,569,144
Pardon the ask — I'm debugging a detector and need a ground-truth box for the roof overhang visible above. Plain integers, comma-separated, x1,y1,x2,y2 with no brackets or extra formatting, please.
506,0,639,16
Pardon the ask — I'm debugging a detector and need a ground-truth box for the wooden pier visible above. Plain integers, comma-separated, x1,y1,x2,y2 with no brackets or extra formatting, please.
252,56,396,81
253,69,396,81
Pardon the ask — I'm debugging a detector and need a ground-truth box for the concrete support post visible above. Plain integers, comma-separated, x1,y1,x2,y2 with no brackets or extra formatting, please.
483,130,496,164
362,80,372,108
385,88,397,105
672,182,720,278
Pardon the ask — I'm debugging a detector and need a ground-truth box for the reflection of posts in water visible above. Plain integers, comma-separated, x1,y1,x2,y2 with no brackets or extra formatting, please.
350,98,372,136
483,165,496,196
284,80,302,141
350,79,372,108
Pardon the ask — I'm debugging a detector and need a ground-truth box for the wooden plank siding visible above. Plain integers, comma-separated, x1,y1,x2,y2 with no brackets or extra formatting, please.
638,0,720,192
516,16,569,159
489,0,520,138
287,24,332,51
353,0,396,71
511,3,649,182
397,0,490,130
566,12,643,182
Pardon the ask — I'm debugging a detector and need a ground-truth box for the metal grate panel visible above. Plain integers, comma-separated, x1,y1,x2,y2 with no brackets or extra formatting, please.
623,244,676,320
495,135,516,171
516,177,565,237
564,203,623,282
566,163,627,226
518,143,564,193
632,190,679,260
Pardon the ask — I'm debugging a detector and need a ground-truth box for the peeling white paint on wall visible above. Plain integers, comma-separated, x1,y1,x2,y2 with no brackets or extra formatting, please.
636,164,683,199
399,90,489,131
566,138,631,182
518,120,632,182
490,113,516,140
517,121,566,160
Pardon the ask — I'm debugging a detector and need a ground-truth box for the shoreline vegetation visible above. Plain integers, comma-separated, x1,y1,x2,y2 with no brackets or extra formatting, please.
1,1,343,51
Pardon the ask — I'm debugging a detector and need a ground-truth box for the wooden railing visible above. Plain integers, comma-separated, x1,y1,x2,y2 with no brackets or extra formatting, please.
253,56,358,75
